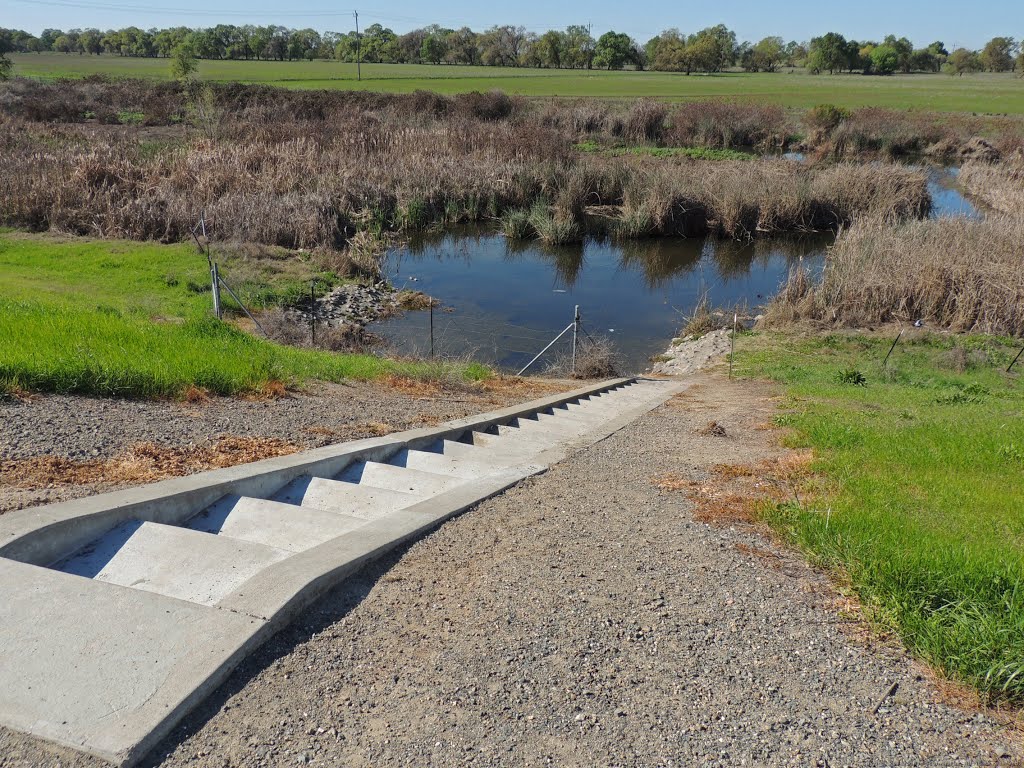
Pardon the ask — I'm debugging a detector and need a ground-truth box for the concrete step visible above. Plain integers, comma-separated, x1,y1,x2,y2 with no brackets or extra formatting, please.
440,436,542,463
186,495,367,553
339,461,464,496
390,447,506,479
56,520,289,606
273,475,421,520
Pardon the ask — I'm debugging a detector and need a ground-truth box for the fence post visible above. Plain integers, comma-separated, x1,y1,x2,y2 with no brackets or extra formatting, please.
310,280,316,345
429,302,434,359
1008,345,1024,373
211,262,222,319
883,329,904,368
729,312,737,379
571,305,580,376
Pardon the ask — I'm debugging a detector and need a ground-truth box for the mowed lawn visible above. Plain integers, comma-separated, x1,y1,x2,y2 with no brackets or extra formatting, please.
10,53,1024,113
0,231,487,398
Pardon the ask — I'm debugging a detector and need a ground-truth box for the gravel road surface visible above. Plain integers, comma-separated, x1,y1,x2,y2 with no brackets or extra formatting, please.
0,375,1018,767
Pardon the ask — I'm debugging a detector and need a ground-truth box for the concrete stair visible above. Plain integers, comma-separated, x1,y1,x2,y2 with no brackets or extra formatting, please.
0,376,684,767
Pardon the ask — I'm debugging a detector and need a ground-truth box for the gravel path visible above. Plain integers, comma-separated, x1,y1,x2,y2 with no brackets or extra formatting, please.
1,375,1018,767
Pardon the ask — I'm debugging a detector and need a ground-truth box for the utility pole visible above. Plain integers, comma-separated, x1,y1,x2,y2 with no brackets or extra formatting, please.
353,10,361,82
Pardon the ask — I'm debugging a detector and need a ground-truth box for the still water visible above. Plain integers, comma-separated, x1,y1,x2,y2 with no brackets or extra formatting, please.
369,165,978,374
370,232,829,374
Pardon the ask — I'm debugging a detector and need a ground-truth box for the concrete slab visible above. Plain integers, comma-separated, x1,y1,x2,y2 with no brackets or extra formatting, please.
56,520,290,607
187,495,368,553
0,558,262,766
339,461,464,496
273,475,421,519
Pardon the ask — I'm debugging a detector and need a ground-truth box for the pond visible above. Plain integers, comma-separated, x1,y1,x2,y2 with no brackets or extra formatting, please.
370,232,830,374
369,165,978,375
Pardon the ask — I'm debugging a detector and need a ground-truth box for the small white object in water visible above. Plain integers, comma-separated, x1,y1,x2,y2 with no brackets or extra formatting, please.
553,289,566,293
608,328,615,332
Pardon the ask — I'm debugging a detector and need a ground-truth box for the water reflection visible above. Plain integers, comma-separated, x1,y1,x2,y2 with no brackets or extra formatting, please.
375,229,830,373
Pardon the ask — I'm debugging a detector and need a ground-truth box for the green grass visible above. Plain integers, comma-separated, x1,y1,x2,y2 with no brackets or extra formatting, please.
736,331,1024,702
11,54,1024,113
0,232,487,398
575,140,752,161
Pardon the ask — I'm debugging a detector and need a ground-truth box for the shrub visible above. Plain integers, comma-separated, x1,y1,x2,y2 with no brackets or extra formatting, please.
622,99,667,144
668,101,789,150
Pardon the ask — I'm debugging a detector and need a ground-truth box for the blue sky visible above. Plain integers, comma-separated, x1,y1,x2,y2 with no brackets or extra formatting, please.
5,0,1021,49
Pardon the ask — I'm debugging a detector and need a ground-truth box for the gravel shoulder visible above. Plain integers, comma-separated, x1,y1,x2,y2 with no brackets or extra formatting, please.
1,373,1019,767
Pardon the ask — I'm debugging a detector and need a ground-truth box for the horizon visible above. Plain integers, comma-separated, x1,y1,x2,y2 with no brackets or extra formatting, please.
4,0,1021,51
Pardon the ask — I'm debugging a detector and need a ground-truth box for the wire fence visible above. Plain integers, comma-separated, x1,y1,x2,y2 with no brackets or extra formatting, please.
373,304,609,376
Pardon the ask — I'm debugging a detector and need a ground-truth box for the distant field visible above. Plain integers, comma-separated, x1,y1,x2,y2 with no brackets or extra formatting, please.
9,53,1024,113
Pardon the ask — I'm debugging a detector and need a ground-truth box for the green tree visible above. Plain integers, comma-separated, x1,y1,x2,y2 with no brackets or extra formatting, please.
945,47,982,76
420,32,448,65
592,31,633,70
537,30,565,68
0,31,12,80
444,27,479,65
980,37,1017,72
807,32,848,74
170,40,198,80
869,44,899,74
750,36,784,71
563,25,595,69
882,35,914,72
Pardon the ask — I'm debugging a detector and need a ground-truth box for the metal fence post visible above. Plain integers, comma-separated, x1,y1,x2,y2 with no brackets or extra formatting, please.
211,262,222,319
571,305,580,376
729,312,737,379
429,302,434,359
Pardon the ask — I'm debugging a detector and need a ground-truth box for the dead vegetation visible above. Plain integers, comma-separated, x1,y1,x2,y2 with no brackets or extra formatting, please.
0,80,937,253
958,159,1024,217
763,216,1024,336
0,435,300,488
651,450,815,526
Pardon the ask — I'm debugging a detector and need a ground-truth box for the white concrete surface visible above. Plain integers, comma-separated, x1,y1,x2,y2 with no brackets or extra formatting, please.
187,495,368,552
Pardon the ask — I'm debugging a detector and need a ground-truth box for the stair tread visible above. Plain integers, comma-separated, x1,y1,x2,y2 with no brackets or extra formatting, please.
55,520,289,607
392,448,507,478
339,461,464,495
273,476,421,520
187,495,367,553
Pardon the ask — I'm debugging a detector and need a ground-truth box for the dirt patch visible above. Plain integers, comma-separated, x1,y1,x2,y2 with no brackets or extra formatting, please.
0,436,300,490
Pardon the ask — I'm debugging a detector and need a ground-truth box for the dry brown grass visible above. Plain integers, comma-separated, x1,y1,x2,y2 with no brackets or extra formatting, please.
958,160,1024,217
652,450,814,526
0,80,933,252
0,435,300,488
765,216,1024,335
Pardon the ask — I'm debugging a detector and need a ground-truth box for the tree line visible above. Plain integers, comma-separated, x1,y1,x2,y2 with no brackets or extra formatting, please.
0,23,1021,77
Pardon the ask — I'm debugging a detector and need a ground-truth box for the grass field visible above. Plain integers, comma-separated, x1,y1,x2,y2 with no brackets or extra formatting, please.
0,231,486,398
9,53,1024,113
737,331,1024,702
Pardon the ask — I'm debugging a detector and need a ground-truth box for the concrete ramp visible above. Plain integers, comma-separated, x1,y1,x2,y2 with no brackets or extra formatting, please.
0,376,682,766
